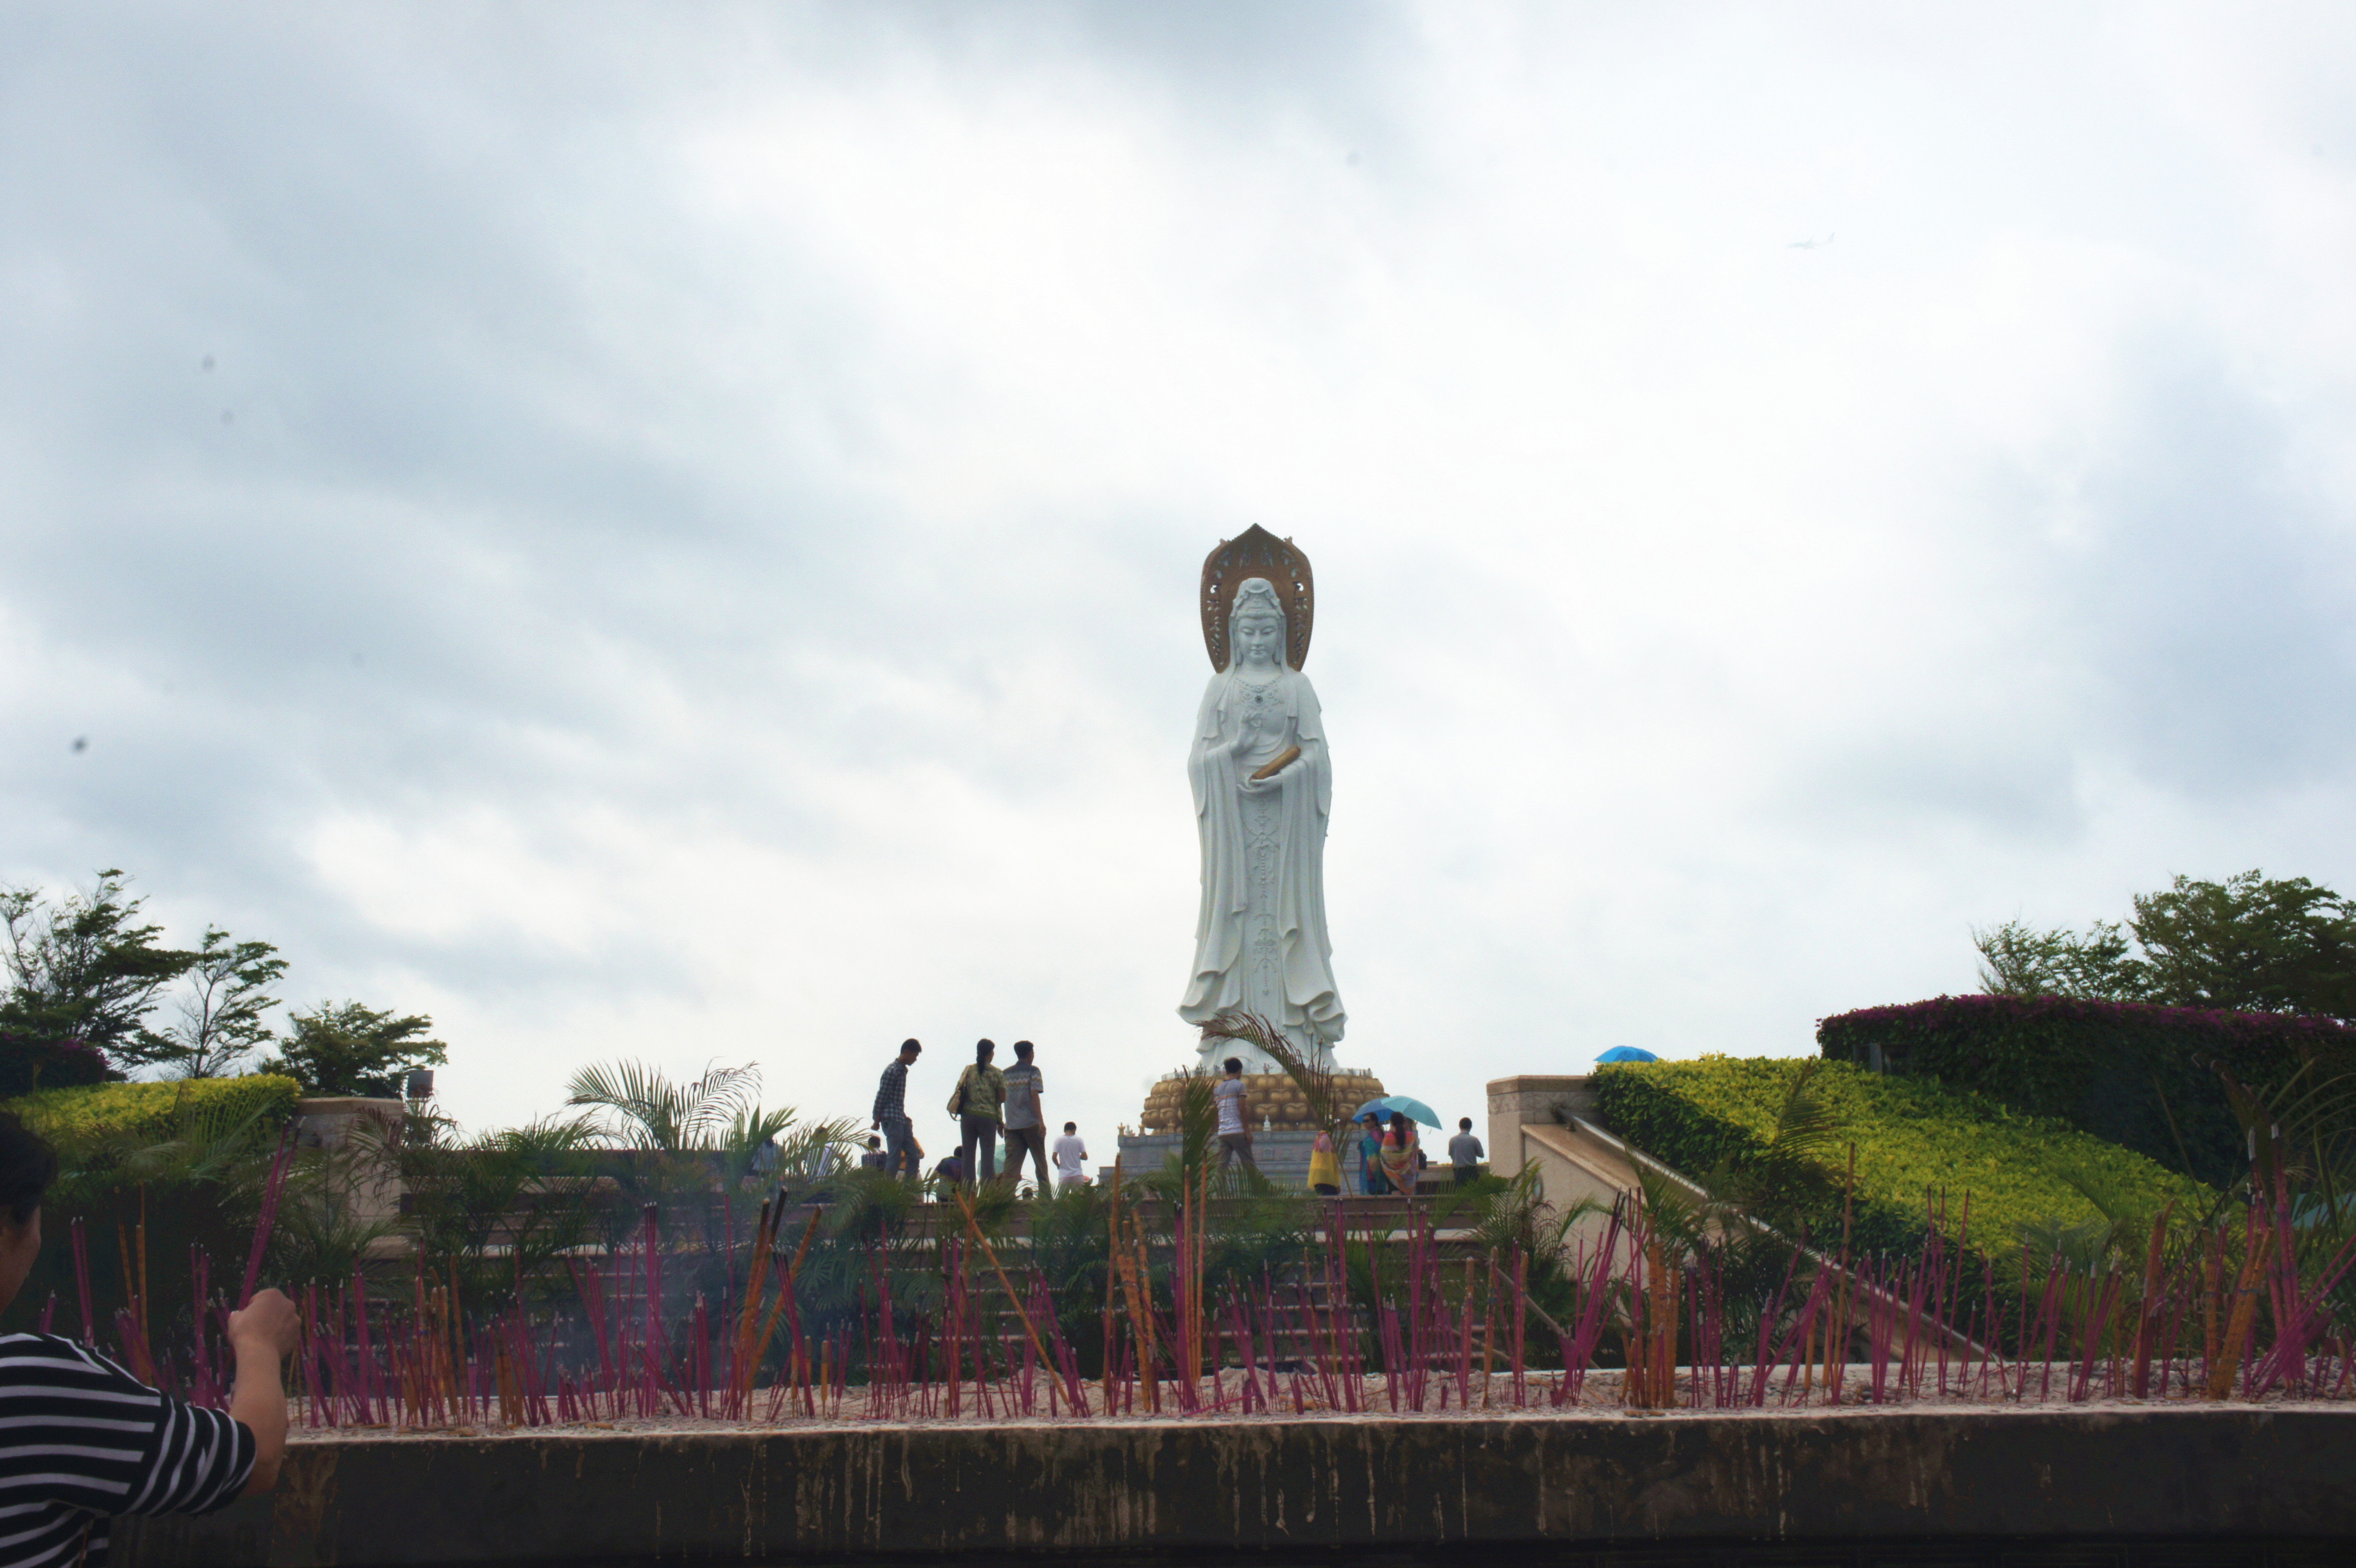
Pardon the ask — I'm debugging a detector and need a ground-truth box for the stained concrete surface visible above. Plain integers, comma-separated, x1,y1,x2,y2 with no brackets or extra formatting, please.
116,1407,2355,1566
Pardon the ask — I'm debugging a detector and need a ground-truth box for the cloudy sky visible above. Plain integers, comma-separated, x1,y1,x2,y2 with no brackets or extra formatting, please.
5,3,2354,1149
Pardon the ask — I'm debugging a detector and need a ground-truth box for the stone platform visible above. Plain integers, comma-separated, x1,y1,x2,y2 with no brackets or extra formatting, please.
1113,1125,1328,1187
117,1406,2356,1566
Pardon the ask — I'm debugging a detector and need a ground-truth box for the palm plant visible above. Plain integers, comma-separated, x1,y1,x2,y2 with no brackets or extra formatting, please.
1026,1180,1114,1369
2002,1059,2356,1360
765,1114,868,1193
9,1092,289,1342
367,1109,603,1307
563,1061,876,1374
1619,1061,1848,1362
1135,1063,1223,1195
564,1058,847,1230
1207,1007,1353,1151
56,1093,285,1197
564,1060,789,1154
268,1126,403,1290
2217,1059,2356,1319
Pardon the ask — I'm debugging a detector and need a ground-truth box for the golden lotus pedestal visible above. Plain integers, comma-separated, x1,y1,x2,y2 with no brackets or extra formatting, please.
1137,1070,1387,1135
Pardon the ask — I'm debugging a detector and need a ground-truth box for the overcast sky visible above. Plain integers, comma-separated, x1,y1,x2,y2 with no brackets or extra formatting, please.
5,3,2354,1150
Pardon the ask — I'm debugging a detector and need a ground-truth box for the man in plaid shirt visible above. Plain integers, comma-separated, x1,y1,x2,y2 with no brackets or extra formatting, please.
870,1038,924,1182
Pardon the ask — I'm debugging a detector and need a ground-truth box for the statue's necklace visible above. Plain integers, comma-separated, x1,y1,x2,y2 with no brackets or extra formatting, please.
1241,674,1279,719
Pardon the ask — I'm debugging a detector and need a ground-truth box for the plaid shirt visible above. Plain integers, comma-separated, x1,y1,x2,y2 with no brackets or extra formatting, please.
873,1059,911,1123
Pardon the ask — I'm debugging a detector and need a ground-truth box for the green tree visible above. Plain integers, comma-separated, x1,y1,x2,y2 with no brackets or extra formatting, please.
2131,871,2356,1016
1975,870,2356,1017
261,1000,447,1097
0,870,194,1070
154,929,287,1079
1973,917,2147,1001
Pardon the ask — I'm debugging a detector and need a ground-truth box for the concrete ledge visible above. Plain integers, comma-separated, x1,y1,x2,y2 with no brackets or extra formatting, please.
119,1407,2356,1566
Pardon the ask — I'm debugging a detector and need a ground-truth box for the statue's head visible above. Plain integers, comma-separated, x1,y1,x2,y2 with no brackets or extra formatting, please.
1228,578,1288,671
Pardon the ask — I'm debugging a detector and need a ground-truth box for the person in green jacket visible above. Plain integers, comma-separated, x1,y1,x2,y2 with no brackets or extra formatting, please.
950,1038,1007,1187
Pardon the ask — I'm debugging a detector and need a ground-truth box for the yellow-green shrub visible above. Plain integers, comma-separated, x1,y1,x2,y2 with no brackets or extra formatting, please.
5,1075,301,1147
1817,994,2356,1186
1592,1056,2206,1259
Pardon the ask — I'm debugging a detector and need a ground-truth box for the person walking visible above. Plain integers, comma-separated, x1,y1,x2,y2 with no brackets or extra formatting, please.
1213,1056,1256,1171
1380,1111,1421,1197
1448,1117,1485,1187
1052,1122,1090,1188
949,1038,1006,1187
999,1040,1050,1194
1,1108,303,1568
1307,1126,1341,1196
1356,1111,1390,1196
870,1038,925,1182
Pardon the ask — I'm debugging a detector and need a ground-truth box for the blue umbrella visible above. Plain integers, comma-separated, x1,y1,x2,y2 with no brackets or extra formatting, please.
1382,1095,1443,1129
1354,1095,1442,1128
1595,1045,1660,1064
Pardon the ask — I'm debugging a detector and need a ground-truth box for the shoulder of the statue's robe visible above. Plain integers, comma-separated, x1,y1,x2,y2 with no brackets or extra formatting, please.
1286,670,1326,738
1195,672,1234,738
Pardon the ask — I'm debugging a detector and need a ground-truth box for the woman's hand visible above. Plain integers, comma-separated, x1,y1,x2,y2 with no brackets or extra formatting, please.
228,1289,301,1360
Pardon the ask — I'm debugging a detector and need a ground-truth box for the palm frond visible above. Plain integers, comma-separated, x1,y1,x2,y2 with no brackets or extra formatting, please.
565,1058,763,1152
1764,1060,1842,1162
1633,1162,1709,1253
487,1114,601,1155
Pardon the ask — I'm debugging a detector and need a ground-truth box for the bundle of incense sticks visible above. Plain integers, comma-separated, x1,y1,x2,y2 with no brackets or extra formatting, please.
50,1178,2356,1428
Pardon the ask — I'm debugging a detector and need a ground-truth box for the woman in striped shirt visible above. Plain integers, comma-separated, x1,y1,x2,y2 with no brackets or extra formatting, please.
0,1109,298,1567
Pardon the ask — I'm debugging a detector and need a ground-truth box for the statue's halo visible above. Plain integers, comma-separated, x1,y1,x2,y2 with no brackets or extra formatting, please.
1200,525,1314,672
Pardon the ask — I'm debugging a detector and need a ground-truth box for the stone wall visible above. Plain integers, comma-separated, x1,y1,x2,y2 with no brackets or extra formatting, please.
117,1407,2356,1566
1485,1073,1640,1231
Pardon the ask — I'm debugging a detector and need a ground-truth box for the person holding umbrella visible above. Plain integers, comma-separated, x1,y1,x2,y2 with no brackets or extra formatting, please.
1379,1111,1421,1197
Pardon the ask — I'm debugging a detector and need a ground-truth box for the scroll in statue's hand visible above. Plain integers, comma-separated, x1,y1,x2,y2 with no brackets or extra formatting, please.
1248,746,1301,782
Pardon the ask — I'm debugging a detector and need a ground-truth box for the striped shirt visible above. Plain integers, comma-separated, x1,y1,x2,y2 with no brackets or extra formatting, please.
0,1334,255,1568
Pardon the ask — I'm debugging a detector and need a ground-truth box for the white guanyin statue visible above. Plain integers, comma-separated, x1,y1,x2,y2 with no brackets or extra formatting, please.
1178,529,1346,1073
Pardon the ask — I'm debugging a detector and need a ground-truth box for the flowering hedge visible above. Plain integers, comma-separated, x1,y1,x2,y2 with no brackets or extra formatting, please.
0,1035,113,1097
5,1074,302,1147
1816,995,2356,1186
1592,1056,2205,1264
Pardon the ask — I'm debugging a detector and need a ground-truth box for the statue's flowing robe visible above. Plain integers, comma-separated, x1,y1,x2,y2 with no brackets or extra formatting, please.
1180,664,1346,1052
